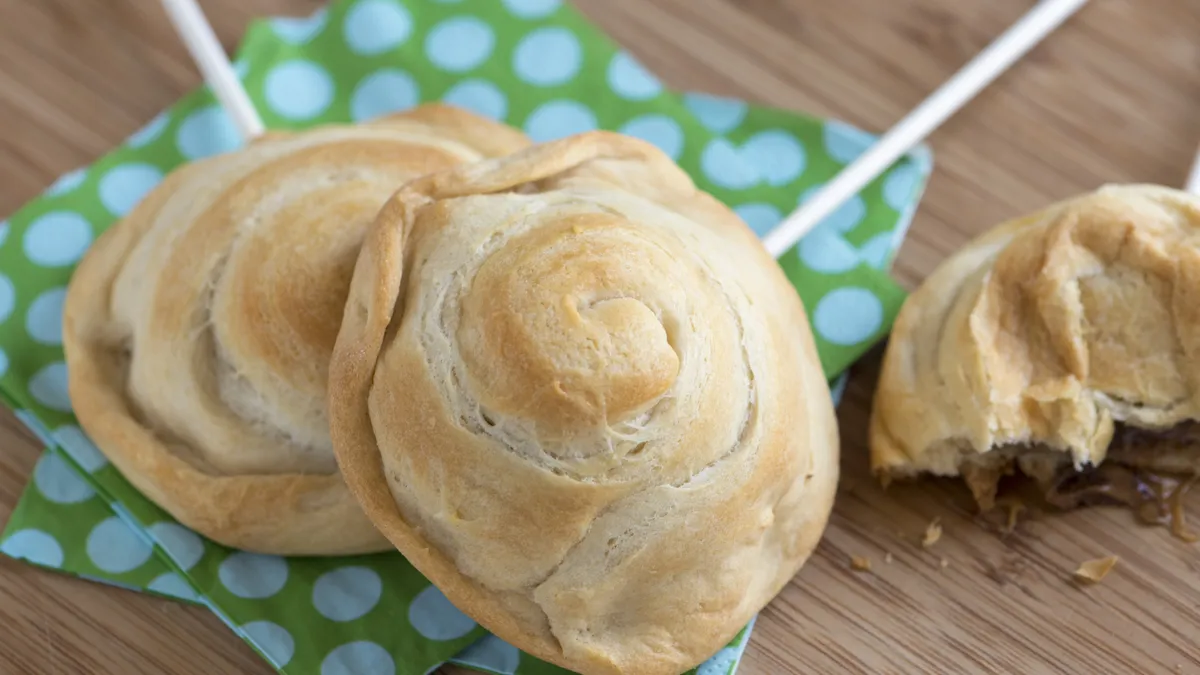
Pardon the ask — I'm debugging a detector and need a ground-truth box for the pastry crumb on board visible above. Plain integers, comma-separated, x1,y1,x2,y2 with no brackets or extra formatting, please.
1074,556,1118,584
922,518,942,548
850,555,872,572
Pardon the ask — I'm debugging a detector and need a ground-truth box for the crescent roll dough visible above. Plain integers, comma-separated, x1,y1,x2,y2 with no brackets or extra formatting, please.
872,184,1200,513
329,132,839,674
63,104,530,555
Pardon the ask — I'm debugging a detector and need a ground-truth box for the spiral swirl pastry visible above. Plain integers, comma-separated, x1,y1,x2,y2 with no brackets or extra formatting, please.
329,132,839,673
63,104,529,555
871,185,1200,509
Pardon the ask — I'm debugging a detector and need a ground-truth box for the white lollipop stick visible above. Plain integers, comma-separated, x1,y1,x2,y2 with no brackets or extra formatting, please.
761,0,1091,258
1185,149,1200,195
160,0,264,140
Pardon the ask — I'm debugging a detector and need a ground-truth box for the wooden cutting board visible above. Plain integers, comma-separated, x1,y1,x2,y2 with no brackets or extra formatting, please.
1,0,1198,672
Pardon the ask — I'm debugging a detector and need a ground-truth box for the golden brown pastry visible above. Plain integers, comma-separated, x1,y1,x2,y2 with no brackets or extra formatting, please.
871,184,1200,528
328,132,839,674
63,104,530,555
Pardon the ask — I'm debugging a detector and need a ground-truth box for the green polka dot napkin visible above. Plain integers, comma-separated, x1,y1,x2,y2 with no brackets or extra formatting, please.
0,1,930,674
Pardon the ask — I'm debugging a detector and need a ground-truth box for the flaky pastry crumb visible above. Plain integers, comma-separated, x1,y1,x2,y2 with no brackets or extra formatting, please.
1074,555,1118,584
922,518,942,548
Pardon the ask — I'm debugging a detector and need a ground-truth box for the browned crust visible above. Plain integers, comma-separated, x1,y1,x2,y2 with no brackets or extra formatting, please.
871,184,1200,491
63,104,530,556
328,132,839,673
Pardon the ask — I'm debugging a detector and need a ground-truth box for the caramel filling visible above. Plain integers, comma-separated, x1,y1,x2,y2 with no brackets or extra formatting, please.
962,422,1199,541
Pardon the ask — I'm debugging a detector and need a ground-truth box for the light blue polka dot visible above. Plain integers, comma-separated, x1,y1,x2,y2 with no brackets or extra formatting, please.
798,187,866,234
607,52,661,101
350,69,419,122
233,59,250,80
698,647,738,675
883,164,920,210
26,287,65,345
99,163,163,217
321,642,394,675
264,61,334,120
343,0,411,55
442,79,507,120
243,621,295,668
830,372,849,406
45,168,86,197
23,212,92,267
512,26,580,87
53,425,108,473
85,578,143,594
87,516,153,574
909,145,934,175
682,93,747,134
524,100,597,142
734,203,782,238
148,522,205,571
111,502,139,527
177,106,244,160
220,553,289,599
619,114,684,159
312,566,383,622
0,274,13,324
813,287,884,346
700,139,758,190
859,232,894,269
15,410,54,449
502,0,560,18
148,572,199,601
29,362,71,412
0,348,7,379
1,529,63,567
797,229,860,274
426,17,495,73
454,635,521,674
33,452,94,504
128,114,169,148
0,220,8,248
272,8,327,44
408,585,477,640
823,120,874,164
740,130,805,186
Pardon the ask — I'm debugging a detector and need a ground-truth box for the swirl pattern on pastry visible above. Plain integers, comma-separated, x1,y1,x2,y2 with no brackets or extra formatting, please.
63,104,530,555
871,185,1200,505
329,132,838,674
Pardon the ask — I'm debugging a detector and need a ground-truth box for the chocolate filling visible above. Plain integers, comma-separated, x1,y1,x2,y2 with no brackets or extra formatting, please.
961,422,1199,541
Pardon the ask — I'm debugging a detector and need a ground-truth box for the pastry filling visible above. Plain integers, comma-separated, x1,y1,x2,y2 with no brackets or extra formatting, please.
960,422,1199,541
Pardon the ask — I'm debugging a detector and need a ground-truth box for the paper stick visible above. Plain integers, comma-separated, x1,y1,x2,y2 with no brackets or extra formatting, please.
160,0,264,140
761,0,1091,258
1185,148,1200,195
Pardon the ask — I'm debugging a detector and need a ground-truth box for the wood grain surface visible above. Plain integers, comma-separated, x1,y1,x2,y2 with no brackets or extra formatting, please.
2,0,1199,673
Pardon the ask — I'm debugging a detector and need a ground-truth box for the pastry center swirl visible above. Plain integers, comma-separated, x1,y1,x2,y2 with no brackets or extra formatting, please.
458,213,682,449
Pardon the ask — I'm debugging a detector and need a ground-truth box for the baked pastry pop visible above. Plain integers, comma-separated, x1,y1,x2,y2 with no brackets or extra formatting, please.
871,184,1200,536
63,104,529,555
329,132,839,674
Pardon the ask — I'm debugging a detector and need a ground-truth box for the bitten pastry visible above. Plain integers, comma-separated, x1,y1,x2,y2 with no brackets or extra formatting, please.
872,184,1200,532
329,132,839,674
63,104,529,555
